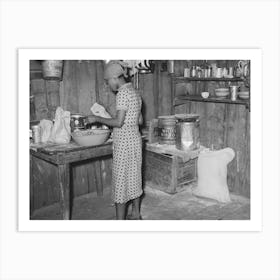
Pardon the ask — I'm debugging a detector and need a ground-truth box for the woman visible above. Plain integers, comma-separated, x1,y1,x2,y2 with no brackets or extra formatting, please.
87,61,143,220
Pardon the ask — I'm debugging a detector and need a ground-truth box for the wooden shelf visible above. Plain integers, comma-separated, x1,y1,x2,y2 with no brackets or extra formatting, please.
174,95,250,110
171,76,244,83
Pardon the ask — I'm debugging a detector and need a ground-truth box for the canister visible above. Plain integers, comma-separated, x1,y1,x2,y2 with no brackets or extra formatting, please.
167,60,174,74
184,68,190,77
175,114,200,151
230,85,239,101
32,125,41,144
158,115,176,145
70,114,87,132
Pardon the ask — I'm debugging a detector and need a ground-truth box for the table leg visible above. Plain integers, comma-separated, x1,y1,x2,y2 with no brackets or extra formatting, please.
58,164,71,220
30,155,34,217
94,161,103,197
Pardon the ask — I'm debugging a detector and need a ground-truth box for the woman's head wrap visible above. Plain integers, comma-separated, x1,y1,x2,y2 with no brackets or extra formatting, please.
104,60,129,80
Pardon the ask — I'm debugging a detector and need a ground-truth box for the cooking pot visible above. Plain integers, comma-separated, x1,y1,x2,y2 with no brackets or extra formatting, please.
70,114,87,132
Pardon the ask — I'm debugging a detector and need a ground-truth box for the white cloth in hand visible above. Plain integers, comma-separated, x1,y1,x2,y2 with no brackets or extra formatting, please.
91,103,111,119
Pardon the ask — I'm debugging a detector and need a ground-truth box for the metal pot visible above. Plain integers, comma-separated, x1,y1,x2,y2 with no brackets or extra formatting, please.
70,114,87,132
175,114,200,151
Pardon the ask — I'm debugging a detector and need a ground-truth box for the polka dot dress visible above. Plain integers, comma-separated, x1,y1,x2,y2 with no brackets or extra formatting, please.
112,82,143,204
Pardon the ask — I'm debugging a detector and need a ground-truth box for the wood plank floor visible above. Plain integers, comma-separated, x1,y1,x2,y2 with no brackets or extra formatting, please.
31,182,250,220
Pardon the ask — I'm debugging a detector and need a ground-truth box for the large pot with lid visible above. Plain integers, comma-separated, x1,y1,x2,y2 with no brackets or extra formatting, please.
175,114,200,151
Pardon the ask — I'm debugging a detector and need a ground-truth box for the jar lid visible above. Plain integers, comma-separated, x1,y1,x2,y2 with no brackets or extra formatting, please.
175,114,199,122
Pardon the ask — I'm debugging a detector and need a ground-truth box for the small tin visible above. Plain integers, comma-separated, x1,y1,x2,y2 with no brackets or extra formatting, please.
32,125,41,143
184,68,190,77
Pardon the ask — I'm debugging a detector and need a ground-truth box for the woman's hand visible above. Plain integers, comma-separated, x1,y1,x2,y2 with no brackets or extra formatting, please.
86,115,99,124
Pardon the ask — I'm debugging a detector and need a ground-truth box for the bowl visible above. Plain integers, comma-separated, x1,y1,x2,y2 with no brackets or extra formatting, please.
201,91,210,99
238,91,250,100
72,129,111,146
215,88,229,98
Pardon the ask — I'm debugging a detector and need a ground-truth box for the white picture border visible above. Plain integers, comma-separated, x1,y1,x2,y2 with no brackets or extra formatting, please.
18,48,262,232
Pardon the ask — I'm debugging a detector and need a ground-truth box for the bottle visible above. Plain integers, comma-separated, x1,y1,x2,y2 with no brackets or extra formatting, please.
191,66,196,77
167,60,174,74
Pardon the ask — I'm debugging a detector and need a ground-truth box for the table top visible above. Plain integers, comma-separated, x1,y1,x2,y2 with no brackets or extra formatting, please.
30,139,112,155
30,140,113,164
146,142,207,162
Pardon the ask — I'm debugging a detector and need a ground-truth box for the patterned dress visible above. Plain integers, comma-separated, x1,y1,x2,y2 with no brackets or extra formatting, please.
112,82,143,204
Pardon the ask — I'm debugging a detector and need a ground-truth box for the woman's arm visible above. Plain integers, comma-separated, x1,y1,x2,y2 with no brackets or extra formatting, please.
87,110,126,128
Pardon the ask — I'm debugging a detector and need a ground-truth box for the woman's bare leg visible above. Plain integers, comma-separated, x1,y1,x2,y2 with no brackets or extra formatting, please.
131,197,141,219
115,203,126,220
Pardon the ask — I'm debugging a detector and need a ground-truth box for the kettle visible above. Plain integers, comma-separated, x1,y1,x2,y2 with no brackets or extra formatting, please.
238,60,249,77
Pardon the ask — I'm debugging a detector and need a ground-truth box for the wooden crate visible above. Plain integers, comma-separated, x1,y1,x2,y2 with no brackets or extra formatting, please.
144,150,197,194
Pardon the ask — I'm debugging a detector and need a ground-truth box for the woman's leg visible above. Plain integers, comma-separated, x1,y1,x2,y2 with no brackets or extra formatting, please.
115,203,126,220
131,197,141,219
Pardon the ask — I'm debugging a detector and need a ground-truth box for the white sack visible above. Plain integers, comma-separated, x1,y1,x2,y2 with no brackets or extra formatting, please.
50,107,71,144
193,147,235,203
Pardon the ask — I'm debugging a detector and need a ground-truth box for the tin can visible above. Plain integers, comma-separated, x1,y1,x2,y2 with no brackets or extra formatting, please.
230,86,239,101
167,60,174,74
184,68,190,77
32,125,41,143
158,115,176,145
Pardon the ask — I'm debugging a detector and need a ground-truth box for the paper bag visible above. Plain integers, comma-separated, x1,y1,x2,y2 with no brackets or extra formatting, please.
50,107,71,144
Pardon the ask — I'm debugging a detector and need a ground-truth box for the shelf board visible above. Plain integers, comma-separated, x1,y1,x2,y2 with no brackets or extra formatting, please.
174,95,250,110
171,76,244,82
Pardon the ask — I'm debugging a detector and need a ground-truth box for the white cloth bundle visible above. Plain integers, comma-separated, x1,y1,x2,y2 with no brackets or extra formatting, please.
49,107,71,144
91,103,111,119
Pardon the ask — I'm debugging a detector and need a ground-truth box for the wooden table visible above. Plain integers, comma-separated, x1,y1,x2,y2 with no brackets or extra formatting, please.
30,141,113,219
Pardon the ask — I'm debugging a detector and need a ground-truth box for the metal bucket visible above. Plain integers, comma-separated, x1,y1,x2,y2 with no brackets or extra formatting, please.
175,114,200,151
42,60,63,80
158,115,176,145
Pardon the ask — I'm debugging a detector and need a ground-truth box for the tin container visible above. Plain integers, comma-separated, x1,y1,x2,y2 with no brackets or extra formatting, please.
32,125,41,143
184,68,190,77
70,114,87,132
158,115,176,145
230,85,239,101
167,60,174,74
175,114,200,152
